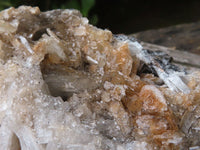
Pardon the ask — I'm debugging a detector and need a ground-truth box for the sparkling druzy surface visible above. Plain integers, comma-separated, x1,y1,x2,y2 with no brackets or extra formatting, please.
0,6,200,150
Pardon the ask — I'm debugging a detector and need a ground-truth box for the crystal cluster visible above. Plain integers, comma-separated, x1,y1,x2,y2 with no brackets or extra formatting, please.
0,6,200,150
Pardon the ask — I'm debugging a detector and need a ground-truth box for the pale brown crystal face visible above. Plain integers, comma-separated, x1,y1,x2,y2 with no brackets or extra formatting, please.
0,6,200,150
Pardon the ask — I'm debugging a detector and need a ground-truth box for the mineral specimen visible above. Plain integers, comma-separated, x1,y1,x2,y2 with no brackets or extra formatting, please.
0,6,200,150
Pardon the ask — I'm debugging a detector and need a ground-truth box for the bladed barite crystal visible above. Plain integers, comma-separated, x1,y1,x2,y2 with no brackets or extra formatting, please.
0,6,200,150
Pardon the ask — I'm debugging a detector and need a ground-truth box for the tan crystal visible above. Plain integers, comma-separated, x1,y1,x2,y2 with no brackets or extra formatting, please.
0,6,199,150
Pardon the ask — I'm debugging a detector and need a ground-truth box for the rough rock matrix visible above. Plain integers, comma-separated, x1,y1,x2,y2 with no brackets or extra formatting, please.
0,6,200,150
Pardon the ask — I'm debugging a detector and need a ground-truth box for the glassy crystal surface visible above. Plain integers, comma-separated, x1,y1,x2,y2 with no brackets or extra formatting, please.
0,6,200,150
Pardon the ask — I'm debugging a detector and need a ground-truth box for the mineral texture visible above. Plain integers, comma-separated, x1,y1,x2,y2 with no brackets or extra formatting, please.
0,6,200,150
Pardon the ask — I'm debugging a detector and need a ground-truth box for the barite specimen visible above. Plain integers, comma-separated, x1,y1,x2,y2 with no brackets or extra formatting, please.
0,6,200,150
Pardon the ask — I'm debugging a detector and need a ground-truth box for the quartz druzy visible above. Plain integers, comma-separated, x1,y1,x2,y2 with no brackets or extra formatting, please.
0,6,200,150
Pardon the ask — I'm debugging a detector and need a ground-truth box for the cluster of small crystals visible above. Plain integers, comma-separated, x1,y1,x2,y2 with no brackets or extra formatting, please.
0,6,200,150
